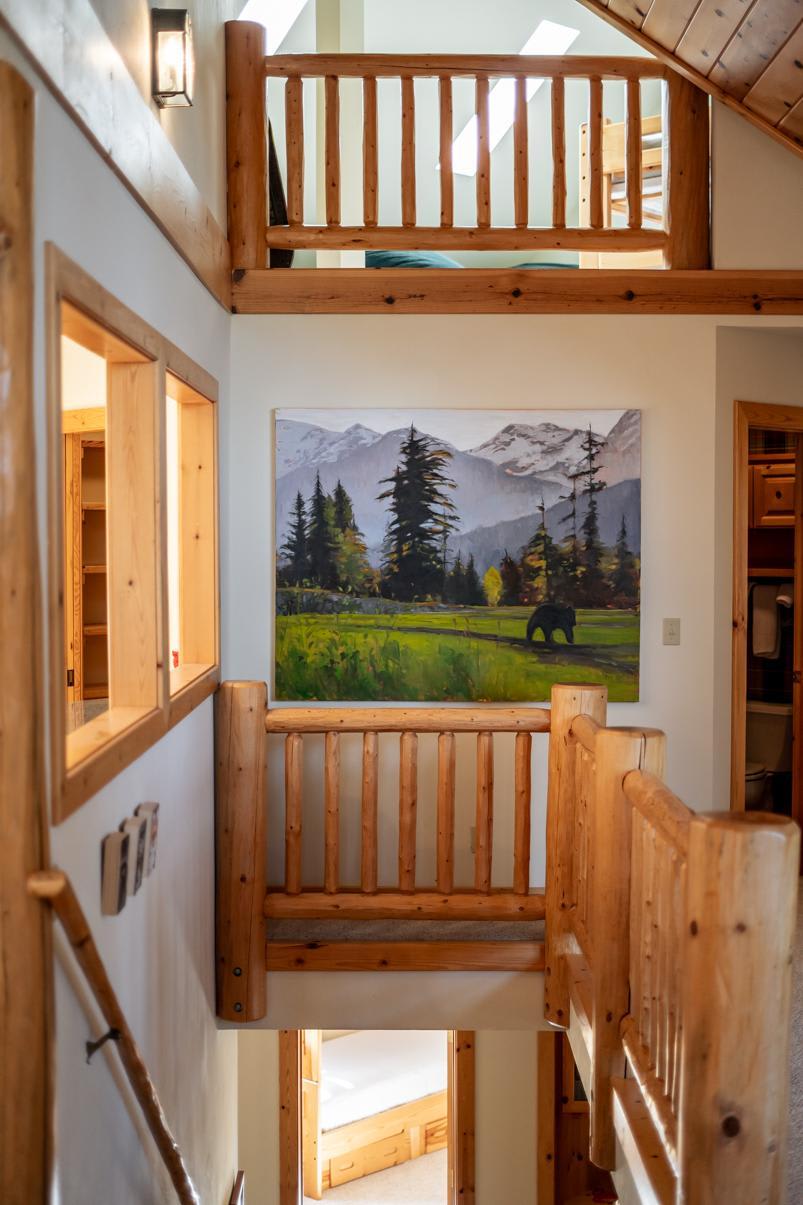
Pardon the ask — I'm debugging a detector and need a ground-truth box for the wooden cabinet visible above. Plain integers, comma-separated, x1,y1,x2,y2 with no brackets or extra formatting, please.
64,428,108,704
751,460,796,528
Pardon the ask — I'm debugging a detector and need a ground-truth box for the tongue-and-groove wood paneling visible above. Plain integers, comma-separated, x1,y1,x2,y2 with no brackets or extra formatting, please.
579,0,803,158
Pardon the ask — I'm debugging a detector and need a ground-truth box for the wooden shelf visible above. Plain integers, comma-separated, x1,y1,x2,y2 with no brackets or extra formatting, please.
82,563,106,574
82,502,106,511
82,685,108,701
83,624,108,637
748,567,795,579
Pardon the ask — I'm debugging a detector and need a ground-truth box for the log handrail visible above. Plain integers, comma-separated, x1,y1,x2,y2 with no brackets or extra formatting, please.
265,706,551,733
225,23,711,272
27,870,199,1205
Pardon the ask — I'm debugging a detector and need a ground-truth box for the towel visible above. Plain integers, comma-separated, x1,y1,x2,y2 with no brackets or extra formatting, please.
753,584,782,659
777,582,795,609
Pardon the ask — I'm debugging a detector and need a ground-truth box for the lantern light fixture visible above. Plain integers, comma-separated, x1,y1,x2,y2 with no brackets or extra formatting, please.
151,8,195,108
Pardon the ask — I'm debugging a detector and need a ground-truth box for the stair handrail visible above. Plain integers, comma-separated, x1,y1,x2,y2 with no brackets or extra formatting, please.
28,870,199,1205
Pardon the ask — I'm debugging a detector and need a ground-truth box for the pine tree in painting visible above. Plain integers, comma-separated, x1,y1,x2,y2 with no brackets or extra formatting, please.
560,475,581,592
576,425,609,607
445,552,465,604
378,425,457,601
522,496,563,604
499,550,523,606
463,554,484,605
332,479,356,533
611,513,639,608
280,490,309,586
307,471,339,589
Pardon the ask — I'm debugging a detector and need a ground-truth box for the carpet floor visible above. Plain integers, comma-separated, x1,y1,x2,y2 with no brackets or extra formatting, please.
304,1150,447,1205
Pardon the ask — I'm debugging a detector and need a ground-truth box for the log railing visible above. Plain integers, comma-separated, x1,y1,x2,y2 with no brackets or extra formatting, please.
225,21,711,272
28,870,199,1205
545,684,799,1203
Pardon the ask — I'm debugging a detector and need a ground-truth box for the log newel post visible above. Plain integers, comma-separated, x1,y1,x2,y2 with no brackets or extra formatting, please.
589,726,665,1171
663,73,710,269
677,813,799,1205
225,21,268,270
215,680,268,1022
544,684,607,1027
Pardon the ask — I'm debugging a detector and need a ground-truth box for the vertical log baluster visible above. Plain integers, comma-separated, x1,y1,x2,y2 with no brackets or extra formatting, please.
399,731,418,892
513,76,528,229
225,21,268,270
325,74,340,227
401,76,416,228
285,75,304,225
654,836,667,1083
439,76,453,228
641,821,655,1060
671,857,686,1117
476,75,490,229
363,76,378,228
551,76,566,230
361,732,378,893
285,732,303,895
324,731,339,894
626,76,642,229
513,732,532,895
589,77,603,230
629,810,644,1048
437,732,456,895
663,73,710,268
475,732,494,892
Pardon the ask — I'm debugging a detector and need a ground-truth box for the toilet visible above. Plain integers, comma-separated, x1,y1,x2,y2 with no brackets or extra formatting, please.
745,700,793,809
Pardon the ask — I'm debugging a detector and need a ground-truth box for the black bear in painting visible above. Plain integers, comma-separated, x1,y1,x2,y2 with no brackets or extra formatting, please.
526,603,576,645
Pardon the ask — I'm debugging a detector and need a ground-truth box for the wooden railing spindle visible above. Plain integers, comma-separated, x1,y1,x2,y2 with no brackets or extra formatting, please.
401,76,416,227
399,731,418,891
437,731,456,894
362,76,378,227
475,731,494,892
476,75,491,229
513,75,528,229
285,732,303,895
640,820,655,1061
629,809,644,1040
513,731,532,895
588,77,603,230
439,76,454,227
626,76,642,229
325,74,341,226
551,76,566,229
324,731,339,893
285,75,304,224
361,732,378,893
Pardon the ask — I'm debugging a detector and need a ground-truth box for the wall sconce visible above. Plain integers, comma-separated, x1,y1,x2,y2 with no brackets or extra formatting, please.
151,9,195,108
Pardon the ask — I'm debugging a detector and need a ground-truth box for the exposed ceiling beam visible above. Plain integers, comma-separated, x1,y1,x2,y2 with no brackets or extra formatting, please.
575,0,803,163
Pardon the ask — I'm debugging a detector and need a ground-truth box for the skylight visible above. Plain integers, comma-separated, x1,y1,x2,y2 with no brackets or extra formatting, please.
451,20,580,177
239,0,308,55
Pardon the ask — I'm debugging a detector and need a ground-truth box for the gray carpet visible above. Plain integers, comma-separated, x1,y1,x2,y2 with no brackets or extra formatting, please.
267,918,544,942
789,889,803,1200
304,1149,447,1205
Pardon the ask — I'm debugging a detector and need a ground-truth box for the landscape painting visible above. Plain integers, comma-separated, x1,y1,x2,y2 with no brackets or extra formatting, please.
274,408,641,702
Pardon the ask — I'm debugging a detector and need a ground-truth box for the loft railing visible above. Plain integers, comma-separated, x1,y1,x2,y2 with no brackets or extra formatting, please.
224,21,711,274
545,684,799,1203
28,871,199,1205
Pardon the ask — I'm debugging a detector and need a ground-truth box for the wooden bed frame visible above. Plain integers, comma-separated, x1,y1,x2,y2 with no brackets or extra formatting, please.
281,1030,475,1204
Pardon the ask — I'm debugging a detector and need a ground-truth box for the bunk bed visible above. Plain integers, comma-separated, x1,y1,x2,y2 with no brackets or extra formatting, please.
302,1030,448,1198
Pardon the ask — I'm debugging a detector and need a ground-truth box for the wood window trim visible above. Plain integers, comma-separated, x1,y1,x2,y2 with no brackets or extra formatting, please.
278,1030,475,1205
731,400,803,819
46,245,220,823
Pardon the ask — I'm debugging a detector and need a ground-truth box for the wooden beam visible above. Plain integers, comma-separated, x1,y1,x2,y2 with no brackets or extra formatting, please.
264,225,666,251
0,61,50,1205
215,681,268,1022
264,54,665,79
226,22,268,271
663,74,710,269
574,0,803,163
233,267,803,315
453,1032,476,1205
264,889,546,920
266,941,545,972
278,1031,301,1205
0,0,230,305
265,706,550,733
536,1034,557,1205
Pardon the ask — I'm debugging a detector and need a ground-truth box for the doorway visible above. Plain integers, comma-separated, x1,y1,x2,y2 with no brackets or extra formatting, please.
279,1031,474,1205
732,400,803,826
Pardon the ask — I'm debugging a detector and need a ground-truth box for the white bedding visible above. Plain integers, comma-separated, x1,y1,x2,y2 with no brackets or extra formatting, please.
320,1030,447,1132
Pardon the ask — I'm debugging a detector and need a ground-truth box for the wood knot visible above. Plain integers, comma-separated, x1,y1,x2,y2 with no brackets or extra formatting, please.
722,1114,740,1139
690,920,699,936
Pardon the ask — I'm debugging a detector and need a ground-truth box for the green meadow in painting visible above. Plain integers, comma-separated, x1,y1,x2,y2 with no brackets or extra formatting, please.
274,409,641,702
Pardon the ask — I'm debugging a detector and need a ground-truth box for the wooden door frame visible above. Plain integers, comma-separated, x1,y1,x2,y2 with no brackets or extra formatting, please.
0,61,52,1205
731,400,803,820
278,1029,475,1205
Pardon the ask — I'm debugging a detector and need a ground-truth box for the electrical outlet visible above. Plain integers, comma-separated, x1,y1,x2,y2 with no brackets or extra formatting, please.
663,618,681,646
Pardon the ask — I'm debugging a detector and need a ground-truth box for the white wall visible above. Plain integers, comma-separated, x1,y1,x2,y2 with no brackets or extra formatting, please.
0,26,238,1205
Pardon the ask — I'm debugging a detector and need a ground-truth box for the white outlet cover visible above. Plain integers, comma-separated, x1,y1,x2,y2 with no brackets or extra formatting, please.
663,618,681,646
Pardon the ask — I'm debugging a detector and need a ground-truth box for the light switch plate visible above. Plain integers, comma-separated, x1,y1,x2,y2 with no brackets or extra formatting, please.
663,618,681,646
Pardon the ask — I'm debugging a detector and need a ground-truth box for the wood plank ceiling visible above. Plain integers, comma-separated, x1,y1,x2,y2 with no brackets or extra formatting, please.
578,0,803,158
